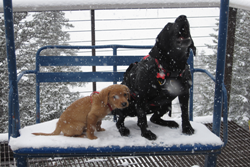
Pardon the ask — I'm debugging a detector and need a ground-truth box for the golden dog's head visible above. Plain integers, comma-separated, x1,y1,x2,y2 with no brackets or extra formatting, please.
99,84,130,109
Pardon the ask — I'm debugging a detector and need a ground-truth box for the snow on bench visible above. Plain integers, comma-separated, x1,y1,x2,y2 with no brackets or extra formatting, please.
9,116,223,153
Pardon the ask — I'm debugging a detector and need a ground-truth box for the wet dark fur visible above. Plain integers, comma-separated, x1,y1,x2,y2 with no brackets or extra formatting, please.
113,15,196,140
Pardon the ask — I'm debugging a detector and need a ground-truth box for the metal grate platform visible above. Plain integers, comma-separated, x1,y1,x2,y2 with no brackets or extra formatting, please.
1,121,250,167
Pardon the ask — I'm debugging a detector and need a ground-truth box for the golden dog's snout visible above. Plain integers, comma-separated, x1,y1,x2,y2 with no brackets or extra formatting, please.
121,102,128,107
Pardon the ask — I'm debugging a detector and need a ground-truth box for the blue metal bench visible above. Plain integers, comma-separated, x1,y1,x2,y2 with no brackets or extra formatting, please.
4,0,229,166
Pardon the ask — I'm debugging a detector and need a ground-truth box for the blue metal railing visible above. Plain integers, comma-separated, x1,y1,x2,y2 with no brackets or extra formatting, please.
11,44,228,147
35,45,152,123
4,0,20,139
188,51,228,146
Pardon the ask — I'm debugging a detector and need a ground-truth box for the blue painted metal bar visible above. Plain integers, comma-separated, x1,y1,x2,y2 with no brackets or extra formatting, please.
35,45,152,123
113,46,118,84
3,0,21,138
17,70,36,83
36,45,153,55
15,157,27,167
8,86,13,140
188,49,194,121
13,144,222,158
193,68,216,82
36,82,40,123
213,0,229,137
192,68,228,146
3,0,27,166
36,72,124,83
205,153,217,167
38,56,144,66
35,46,41,123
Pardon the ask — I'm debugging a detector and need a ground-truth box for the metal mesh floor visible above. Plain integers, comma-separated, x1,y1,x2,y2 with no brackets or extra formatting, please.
1,121,250,167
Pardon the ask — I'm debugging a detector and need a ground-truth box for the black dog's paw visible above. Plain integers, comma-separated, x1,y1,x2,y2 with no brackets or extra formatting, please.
182,125,195,135
119,127,130,136
165,121,179,128
150,118,179,128
141,130,157,140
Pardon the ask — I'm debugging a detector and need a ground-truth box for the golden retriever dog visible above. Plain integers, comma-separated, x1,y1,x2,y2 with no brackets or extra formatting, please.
32,84,130,140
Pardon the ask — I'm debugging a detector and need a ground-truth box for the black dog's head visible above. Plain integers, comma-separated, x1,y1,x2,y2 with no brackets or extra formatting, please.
150,15,196,67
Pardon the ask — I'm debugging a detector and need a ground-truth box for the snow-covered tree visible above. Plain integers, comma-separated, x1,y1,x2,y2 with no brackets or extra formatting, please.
229,9,250,129
0,11,84,132
197,9,250,129
0,12,33,133
193,50,215,116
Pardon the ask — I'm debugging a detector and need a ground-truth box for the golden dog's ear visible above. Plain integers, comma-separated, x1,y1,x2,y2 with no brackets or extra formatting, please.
98,87,110,105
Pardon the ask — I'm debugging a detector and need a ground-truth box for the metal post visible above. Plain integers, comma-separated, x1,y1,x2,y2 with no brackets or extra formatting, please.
36,47,41,123
91,10,96,91
3,0,27,165
205,153,218,167
3,0,21,138
16,156,28,167
113,46,118,84
212,0,229,136
188,50,194,121
8,87,13,140
36,82,40,123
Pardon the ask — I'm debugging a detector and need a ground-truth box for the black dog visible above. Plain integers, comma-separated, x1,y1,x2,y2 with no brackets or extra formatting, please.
113,15,196,140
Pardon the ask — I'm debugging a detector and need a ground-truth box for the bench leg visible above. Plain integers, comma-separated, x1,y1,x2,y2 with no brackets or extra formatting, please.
204,153,218,167
16,156,28,167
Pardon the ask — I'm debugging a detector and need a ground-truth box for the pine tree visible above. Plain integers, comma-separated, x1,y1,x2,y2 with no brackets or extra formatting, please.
229,9,250,129
197,10,250,129
192,20,219,117
0,11,84,132
0,12,33,132
193,50,215,116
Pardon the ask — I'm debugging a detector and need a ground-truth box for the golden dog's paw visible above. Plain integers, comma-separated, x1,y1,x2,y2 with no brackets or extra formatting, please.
97,128,105,132
88,135,98,140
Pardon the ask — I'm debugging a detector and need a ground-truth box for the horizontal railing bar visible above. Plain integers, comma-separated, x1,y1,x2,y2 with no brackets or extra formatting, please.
36,72,124,83
39,56,144,66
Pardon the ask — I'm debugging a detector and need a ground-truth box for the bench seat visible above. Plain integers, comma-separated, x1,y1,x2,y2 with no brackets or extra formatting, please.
9,116,223,158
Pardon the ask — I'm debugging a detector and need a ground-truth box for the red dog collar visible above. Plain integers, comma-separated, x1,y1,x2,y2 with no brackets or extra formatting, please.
144,55,166,79
144,55,185,79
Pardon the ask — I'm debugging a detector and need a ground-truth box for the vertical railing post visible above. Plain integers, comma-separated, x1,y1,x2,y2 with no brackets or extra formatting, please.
113,46,118,84
36,82,41,123
3,0,21,138
112,46,118,122
212,0,229,136
188,50,194,121
36,49,41,123
91,10,96,91
8,87,13,140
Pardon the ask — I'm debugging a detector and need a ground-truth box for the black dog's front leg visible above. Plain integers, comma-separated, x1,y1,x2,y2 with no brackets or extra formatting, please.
179,92,195,135
136,103,157,140
113,109,130,136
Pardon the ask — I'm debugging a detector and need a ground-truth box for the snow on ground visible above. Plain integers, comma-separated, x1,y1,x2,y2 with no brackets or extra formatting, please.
9,115,223,151
0,133,8,142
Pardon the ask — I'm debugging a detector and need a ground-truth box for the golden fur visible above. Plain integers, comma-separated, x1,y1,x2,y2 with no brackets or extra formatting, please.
32,84,130,140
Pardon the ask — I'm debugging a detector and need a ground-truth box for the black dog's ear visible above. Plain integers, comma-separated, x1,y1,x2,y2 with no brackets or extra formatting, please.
189,40,196,56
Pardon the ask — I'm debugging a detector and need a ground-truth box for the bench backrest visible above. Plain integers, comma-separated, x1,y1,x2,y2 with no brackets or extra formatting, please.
34,45,195,123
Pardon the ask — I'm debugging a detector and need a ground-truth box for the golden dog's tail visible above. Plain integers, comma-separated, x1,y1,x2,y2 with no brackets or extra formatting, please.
32,121,61,136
